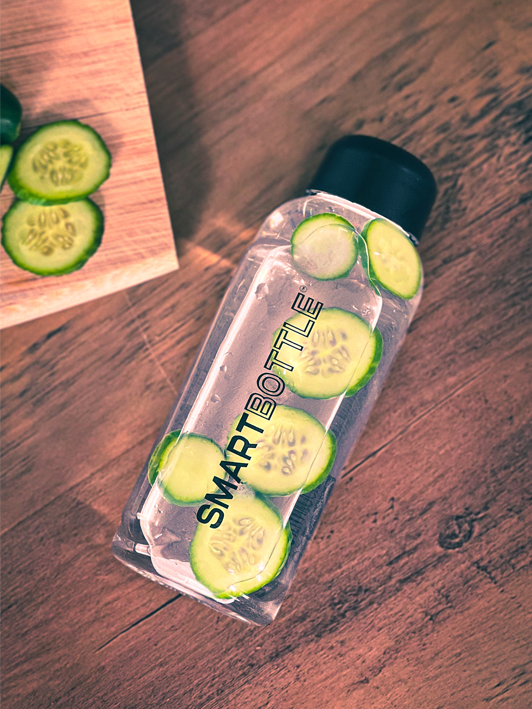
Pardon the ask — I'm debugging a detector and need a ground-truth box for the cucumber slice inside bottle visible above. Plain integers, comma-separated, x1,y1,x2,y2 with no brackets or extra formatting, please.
0,84,22,144
362,218,422,299
0,144,14,190
345,326,383,396
291,213,357,280
8,120,111,204
157,433,222,506
190,493,291,598
273,307,375,399
1,199,103,276
227,405,336,496
148,430,181,485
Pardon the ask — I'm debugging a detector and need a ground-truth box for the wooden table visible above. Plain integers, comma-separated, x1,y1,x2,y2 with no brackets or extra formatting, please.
2,0,531,706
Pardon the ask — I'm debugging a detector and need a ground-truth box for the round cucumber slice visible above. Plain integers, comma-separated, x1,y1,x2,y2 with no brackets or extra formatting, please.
345,326,383,396
190,493,291,598
273,307,374,399
0,144,14,191
148,430,181,485
363,218,422,299
227,405,336,496
291,213,357,280
1,199,103,276
0,84,22,144
8,120,111,204
157,433,222,506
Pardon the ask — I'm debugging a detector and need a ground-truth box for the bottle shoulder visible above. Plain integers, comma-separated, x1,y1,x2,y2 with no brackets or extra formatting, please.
245,194,424,290
253,193,378,244
251,193,422,269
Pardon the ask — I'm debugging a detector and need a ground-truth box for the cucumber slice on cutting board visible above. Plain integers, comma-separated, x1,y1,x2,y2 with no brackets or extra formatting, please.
0,144,14,190
157,433,222,506
0,84,22,144
362,218,422,299
227,405,336,496
8,120,111,204
273,307,375,399
291,213,357,280
148,430,181,486
190,493,291,598
345,326,383,396
1,199,103,276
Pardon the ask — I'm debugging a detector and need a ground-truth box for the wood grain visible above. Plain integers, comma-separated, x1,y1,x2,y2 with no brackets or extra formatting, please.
1,0,531,707
0,0,177,329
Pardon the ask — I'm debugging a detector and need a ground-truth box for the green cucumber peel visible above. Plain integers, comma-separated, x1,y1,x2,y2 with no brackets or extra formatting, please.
0,84,22,144
357,230,381,296
301,430,337,493
148,430,181,485
345,327,383,396
0,144,14,191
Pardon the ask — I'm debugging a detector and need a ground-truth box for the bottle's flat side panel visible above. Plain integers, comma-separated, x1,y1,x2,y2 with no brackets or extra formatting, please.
112,199,310,555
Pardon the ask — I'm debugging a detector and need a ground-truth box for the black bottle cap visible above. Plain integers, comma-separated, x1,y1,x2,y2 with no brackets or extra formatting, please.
308,135,437,240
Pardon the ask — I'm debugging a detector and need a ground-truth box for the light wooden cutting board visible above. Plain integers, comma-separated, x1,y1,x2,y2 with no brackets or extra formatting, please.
0,0,178,329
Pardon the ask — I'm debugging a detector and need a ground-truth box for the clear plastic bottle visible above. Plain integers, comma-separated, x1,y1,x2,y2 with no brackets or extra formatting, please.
112,136,437,626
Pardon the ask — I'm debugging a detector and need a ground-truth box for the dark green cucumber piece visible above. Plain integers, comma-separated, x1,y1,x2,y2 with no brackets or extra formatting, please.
190,493,291,598
345,326,383,396
0,144,14,190
362,218,422,299
148,430,181,485
156,433,222,506
273,307,375,399
358,231,381,294
227,405,336,496
291,213,357,280
8,120,111,204
1,199,103,276
0,84,22,144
